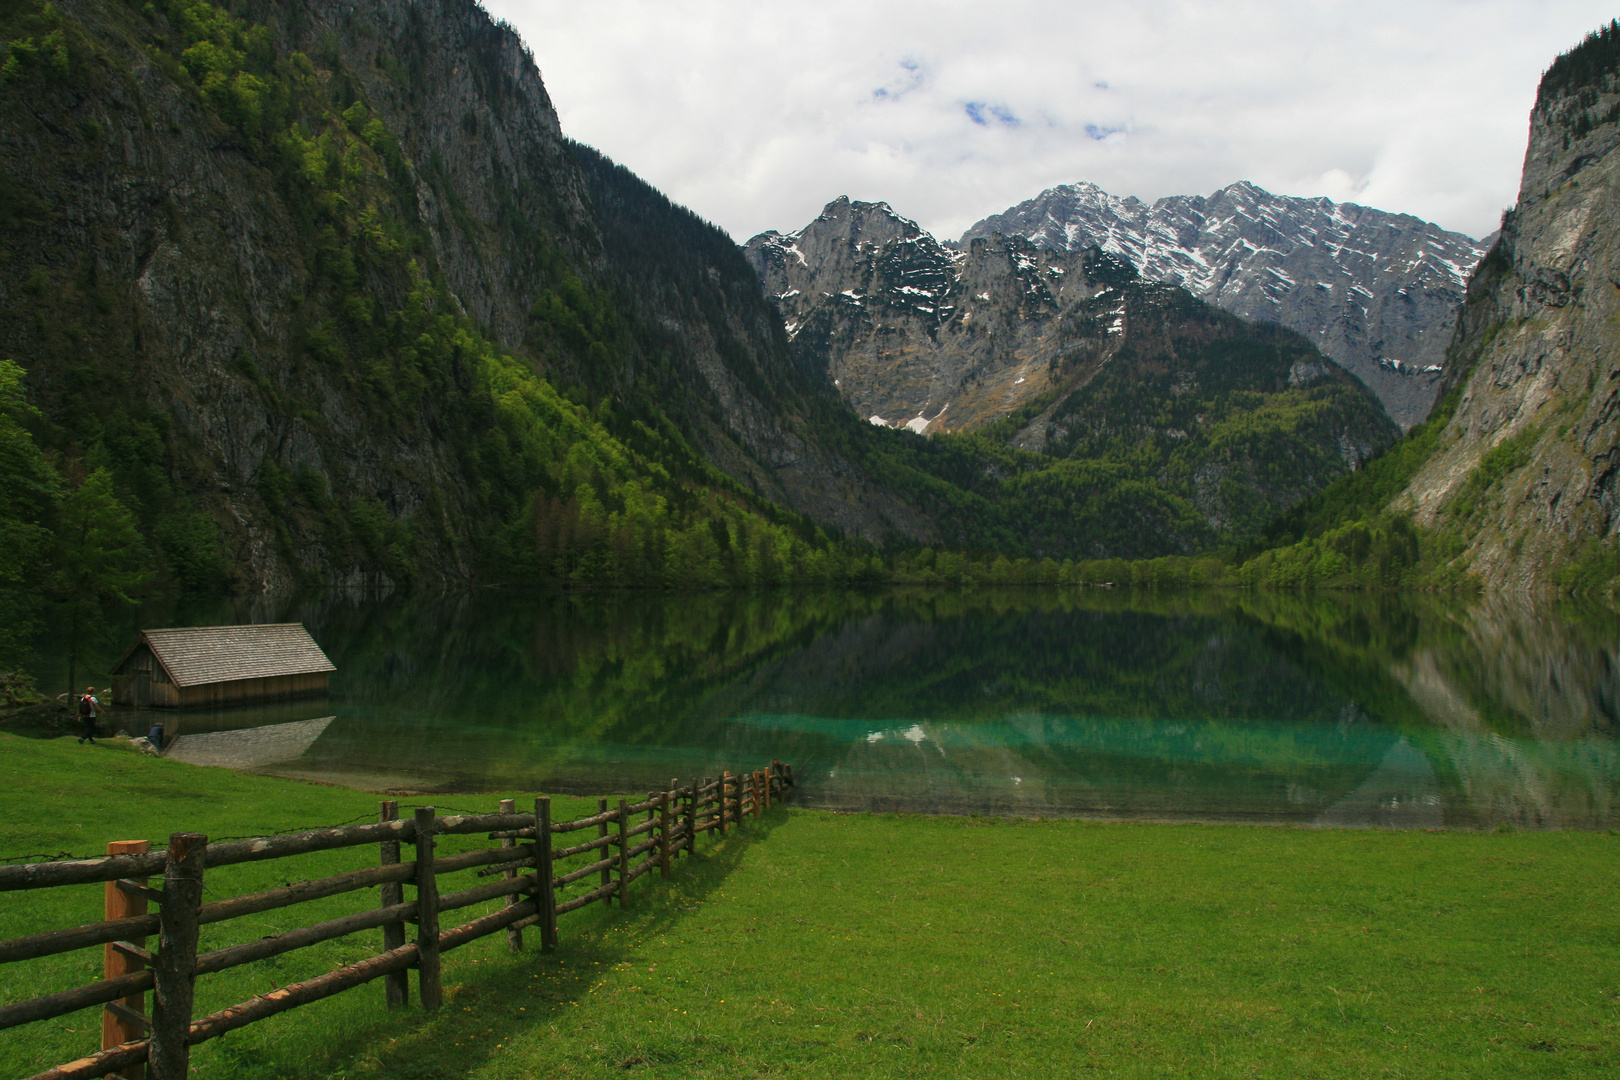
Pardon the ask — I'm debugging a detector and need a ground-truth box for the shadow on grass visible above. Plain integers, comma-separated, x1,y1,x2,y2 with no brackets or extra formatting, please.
197,811,790,1080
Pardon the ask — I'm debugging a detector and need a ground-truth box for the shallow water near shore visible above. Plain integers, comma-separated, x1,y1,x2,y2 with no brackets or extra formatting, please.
13,587,1619,829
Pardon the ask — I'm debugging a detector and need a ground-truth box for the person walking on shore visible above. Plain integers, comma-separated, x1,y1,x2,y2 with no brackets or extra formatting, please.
77,687,101,744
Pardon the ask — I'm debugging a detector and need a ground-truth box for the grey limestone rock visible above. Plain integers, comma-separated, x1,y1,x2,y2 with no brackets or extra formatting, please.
744,197,1399,547
745,197,1133,434
1394,41,1620,591
962,181,1488,430
3,0,938,593
4,0,597,592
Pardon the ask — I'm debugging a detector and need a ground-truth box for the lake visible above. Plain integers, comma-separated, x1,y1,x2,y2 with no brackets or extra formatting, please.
13,588,1619,829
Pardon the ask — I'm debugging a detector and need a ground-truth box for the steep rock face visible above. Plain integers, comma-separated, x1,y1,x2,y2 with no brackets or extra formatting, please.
569,151,933,544
746,198,1400,550
963,181,1487,430
245,0,601,350
1,0,602,592
747,197,1137,433
0,0,931,595
1395,27,1620,590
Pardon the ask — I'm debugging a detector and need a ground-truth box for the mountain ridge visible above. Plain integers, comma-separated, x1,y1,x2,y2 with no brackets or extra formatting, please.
961,179,1488,430
0,0,937,608
6,0,1607,613
744,196,1400,555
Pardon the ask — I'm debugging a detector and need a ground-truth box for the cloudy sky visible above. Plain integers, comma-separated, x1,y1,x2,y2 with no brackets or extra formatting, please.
483,0,1616,243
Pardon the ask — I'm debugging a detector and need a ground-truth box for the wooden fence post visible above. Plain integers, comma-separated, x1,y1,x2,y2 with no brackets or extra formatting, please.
658,791,671,879
668,778,682,859
686,778,699,854
414,807,442,1011
149,832,205,1080
596,797,612,907
535,797,557,954
667,778,678,860
378,801,408,1008
701,777,712,842
102,839,150,1078
719,772,730,836
499,799,523,954
616,799,630,909
762,768,771,812
753,771,763,818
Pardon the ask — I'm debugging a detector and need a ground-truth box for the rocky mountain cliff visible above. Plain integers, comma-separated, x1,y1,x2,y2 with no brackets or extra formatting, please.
0,0,933,598
749,197,1131,434
746,197,1399,552
1390,22,1620,590
565,147,932,544
14,0,1585,597
963,181,1488,430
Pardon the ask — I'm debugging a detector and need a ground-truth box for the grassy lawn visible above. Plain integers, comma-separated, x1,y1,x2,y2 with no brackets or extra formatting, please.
2,732,1617,1078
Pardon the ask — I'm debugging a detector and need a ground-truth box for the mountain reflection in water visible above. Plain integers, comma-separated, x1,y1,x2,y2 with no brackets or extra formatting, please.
19,588,1619,829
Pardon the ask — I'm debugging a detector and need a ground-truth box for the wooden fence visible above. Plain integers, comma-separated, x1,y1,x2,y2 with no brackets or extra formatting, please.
0,761,793,1080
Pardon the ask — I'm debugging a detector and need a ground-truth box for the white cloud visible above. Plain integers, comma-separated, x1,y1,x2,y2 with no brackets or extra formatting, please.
483,0,1617,241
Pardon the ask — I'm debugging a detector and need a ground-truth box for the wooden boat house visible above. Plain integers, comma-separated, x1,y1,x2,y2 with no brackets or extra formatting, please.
111,624,336,708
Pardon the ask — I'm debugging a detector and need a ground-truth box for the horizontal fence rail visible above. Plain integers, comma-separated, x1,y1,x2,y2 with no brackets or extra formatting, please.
2,760,794,1080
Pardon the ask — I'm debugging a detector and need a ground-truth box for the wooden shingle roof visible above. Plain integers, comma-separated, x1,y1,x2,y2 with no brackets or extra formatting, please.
120,624,336,688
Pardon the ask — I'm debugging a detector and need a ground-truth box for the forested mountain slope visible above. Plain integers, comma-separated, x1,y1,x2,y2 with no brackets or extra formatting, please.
10,0,1551,648
747,198,1399,555
564,147,930,543
0,0,931,621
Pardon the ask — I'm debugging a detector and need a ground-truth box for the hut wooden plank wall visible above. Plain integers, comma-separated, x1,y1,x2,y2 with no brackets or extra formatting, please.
112,624,337,708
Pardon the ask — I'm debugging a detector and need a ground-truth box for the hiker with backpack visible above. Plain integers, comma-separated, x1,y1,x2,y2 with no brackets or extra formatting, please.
77,686,102,744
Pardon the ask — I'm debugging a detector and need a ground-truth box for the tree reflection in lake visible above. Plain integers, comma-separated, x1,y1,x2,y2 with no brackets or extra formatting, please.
16,587,1618,828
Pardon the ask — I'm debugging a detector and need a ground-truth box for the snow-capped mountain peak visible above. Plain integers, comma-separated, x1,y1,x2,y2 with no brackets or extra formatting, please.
962,181,1488,428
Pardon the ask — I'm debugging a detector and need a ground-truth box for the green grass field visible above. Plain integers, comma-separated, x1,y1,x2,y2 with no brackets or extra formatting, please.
1,733,1617,1079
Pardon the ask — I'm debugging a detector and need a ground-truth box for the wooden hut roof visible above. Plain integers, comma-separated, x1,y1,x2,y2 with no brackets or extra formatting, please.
116,624,336,688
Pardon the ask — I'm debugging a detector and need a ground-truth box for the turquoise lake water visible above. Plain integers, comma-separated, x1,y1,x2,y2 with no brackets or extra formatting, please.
17,588,1619,828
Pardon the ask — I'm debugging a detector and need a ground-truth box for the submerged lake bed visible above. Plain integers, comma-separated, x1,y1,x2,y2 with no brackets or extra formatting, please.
13,588,1619,830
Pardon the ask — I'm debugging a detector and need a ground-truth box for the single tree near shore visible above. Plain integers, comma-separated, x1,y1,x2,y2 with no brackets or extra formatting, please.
54,467,149,703
0,359,61,698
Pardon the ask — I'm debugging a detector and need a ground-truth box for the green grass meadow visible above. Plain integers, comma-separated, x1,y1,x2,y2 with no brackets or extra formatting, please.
1,733,1617,1079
